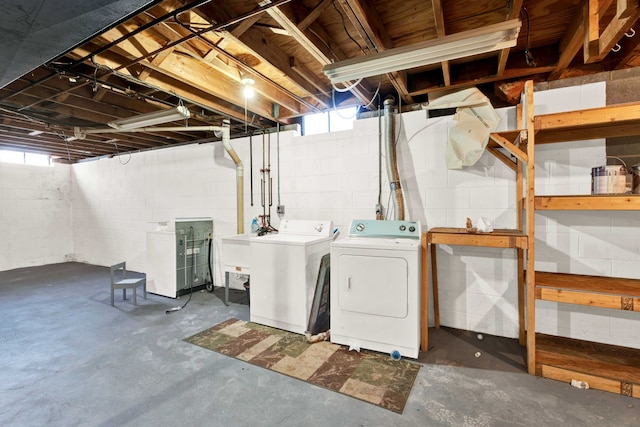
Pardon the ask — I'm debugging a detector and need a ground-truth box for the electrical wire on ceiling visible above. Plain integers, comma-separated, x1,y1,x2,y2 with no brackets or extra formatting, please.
361,76,383,109
331,78,363,92
521,7,537,67
0,105,48,127
90,56,100,92
112,141,131,165
331,75,382,120
328,0,388,111
51,59,253,133
53,131,73,162
170,10,322,116
47,62,180,110
332,0,366,54
69,0,215,67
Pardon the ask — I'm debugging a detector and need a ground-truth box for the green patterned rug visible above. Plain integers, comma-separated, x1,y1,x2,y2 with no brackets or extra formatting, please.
184,318,420,413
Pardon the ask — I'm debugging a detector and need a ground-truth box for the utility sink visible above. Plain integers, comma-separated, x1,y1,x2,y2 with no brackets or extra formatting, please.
221,234,252,273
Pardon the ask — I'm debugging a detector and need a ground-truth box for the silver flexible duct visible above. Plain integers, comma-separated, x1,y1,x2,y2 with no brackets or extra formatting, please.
384,97,404,220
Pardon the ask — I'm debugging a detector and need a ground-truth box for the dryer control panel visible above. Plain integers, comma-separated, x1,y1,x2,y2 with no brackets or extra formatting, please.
348,219,421,239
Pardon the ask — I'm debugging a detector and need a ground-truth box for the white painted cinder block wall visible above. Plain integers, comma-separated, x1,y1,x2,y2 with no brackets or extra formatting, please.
0,162,72,270
1,83,639,349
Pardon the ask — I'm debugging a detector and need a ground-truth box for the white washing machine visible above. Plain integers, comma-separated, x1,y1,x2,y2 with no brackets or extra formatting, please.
250,219,333,334
331,219,422,358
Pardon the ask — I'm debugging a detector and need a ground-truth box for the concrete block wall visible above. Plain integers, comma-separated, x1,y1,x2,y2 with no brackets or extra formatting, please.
396,107,521,336
0,162,72,270
70,135,285,279
2,81,639,349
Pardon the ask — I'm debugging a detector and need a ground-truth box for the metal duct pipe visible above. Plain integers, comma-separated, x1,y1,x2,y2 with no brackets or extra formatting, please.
384,97,404,220
220,119,244,234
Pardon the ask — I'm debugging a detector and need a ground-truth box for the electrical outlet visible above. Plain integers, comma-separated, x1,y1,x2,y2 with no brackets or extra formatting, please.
186,247,200,255
277,204,285,216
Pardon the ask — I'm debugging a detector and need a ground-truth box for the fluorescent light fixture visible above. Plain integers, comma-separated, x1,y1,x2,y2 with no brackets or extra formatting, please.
323,19,521,84
108,106,191,130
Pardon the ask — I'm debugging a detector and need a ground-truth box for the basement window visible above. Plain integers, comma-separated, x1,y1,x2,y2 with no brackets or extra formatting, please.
0,150,52,166
303,106,357,136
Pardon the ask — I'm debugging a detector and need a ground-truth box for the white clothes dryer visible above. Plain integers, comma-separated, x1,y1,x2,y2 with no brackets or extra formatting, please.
250,219,333,334
330,219,422,358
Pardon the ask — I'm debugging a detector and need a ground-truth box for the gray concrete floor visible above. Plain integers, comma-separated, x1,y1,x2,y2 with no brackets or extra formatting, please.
1,262,639,427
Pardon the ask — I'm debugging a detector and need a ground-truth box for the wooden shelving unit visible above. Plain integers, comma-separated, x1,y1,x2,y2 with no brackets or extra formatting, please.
422,79,640,398
524,82,640,397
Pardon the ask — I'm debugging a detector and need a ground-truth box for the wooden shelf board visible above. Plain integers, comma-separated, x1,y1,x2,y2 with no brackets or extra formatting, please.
539,365,640,397
535,195,640,210
535,103,640,144
536,333,640,386
535,271,640,297
536,288,640,311
426,228,528,249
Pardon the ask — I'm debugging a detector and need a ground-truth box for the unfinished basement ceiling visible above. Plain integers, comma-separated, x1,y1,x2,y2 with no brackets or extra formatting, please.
1,0,640,162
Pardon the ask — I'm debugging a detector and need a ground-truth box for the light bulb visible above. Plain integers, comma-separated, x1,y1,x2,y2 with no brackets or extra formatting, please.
243,85,255,99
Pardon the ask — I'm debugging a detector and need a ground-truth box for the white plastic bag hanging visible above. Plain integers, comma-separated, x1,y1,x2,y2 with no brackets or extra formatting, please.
426,87,501,169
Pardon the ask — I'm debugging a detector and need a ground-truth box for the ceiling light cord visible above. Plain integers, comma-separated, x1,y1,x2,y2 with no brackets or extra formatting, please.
331,90,357,120
521,7,536,67
90,56,99,92
113,141,131,165
332,78,363,92
332,0,365,53
62,136,72,162
358,76,382,110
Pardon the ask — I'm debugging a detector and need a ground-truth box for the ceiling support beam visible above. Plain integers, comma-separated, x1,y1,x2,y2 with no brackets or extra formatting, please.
409,64,555,98
339,0,413,104
550,0,614,79
263,1,373,106
497,0,524,75
87,0,310,119
78,28,302,120
298,0,333,32
193,2,330,110
584,0,640,63
431,0,451,87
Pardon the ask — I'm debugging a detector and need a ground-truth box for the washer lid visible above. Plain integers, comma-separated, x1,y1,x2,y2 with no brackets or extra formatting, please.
250,233,333,246
278,219,333,236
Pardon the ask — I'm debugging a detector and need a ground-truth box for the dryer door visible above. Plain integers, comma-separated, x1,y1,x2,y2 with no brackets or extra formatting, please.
336,253,408,318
